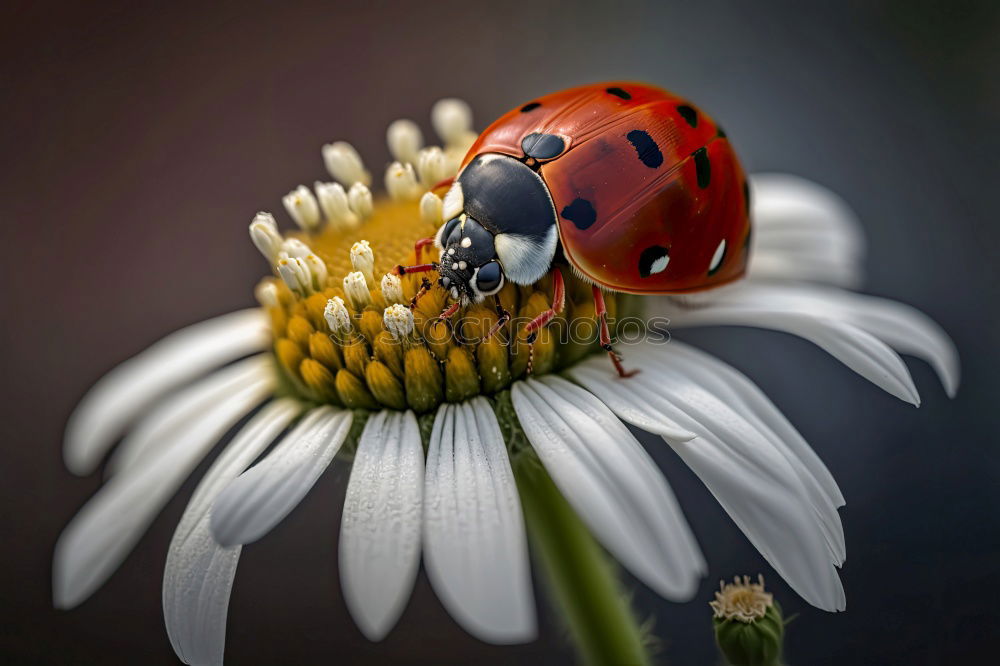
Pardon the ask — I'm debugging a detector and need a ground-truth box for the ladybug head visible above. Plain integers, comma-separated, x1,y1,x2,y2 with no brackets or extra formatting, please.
435,215,506,305
433,153,560,305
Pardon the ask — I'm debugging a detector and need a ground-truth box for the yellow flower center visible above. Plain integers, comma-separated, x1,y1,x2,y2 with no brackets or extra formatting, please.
259,195,626,413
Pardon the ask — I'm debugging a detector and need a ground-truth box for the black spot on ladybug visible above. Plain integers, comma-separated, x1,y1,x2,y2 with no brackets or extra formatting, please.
638,245,670,278
692,147,711,188
521,102,541,113
717,126,727,138
521,133,565,160
626,130,663,169
606,87,631,100
743,180,751,213
560,198,597,230
676,105,698,128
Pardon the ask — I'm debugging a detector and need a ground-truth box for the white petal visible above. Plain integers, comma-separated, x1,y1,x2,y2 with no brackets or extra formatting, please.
511,378,705,601
819,288,959,397
163,399,301,666
106,356,272,476
569,343,845,567
423,398,536,644
659,284,921,405
52,375,274,610
64,309,269,475
568,347,845,611
748,173,865,287
339,410,424,641
553,369,696,442
664,343,845,509
210,407,351,547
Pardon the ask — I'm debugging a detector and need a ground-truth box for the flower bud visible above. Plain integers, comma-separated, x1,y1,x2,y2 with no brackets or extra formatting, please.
365,361,406,410
322,141,371,186
308,331,342,371
445,347,479,403
304,254,328,290
315,181,358,230
419,191,443,226
347,182,373,219
323,297,351,334
381,273,404,305
335,368,377,409
386,118,423,165
711,575,784,666
280,238,313,258
299,358,337,403
383,303,414,341
350,240,375,288
416,146,447,188
286,315,314,347
254,280,280,308
384,161,422,200
343,271,372,311
277,257,311,295
404,346,443,413
249,212,283,262
282,185,321,231
431,98,473,148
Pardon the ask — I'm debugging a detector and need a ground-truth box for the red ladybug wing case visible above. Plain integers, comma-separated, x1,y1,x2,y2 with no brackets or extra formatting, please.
463,82,752,294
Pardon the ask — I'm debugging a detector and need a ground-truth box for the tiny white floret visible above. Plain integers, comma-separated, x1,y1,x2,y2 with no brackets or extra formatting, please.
383,303,415,341
380,273,404,305
386,119,424,165
384,161,422,201
282,185,321,231
432,98,474,147
323,296,352,334
343,271,371,310
315,181,359,231
420,191,443,226
350,240,376,288
249,212,283,262
417,146,448,188
322,141,371,186
347,182,373,219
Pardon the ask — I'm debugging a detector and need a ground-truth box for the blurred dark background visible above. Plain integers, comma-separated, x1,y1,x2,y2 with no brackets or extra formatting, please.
2,0,997,663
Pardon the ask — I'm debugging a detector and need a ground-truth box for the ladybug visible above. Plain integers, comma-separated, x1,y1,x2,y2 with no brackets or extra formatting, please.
396,82,751,377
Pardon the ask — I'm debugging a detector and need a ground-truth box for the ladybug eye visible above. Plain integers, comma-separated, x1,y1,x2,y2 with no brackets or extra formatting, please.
474,261,504,295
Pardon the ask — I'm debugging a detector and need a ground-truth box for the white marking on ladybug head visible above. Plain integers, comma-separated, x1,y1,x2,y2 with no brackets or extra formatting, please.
493,225,559,285
451,262,459,270
709,239,727,273
448,247,456,255
442,181,464,220
649,253,670,275
460,236,472,248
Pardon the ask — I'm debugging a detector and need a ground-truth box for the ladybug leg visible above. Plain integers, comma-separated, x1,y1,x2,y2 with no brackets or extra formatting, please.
524,268,566,375
438,301,461,321
524,268,566,345
413,237,436,264
484,293,511,343
593,285,638,379
407,277,434,310
392,261,439,276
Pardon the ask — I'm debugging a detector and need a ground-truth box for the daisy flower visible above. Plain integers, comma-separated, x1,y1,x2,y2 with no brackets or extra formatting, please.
54,96,958,665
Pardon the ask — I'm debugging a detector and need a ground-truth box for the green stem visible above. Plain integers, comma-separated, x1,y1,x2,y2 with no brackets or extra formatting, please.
514,453,651,666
